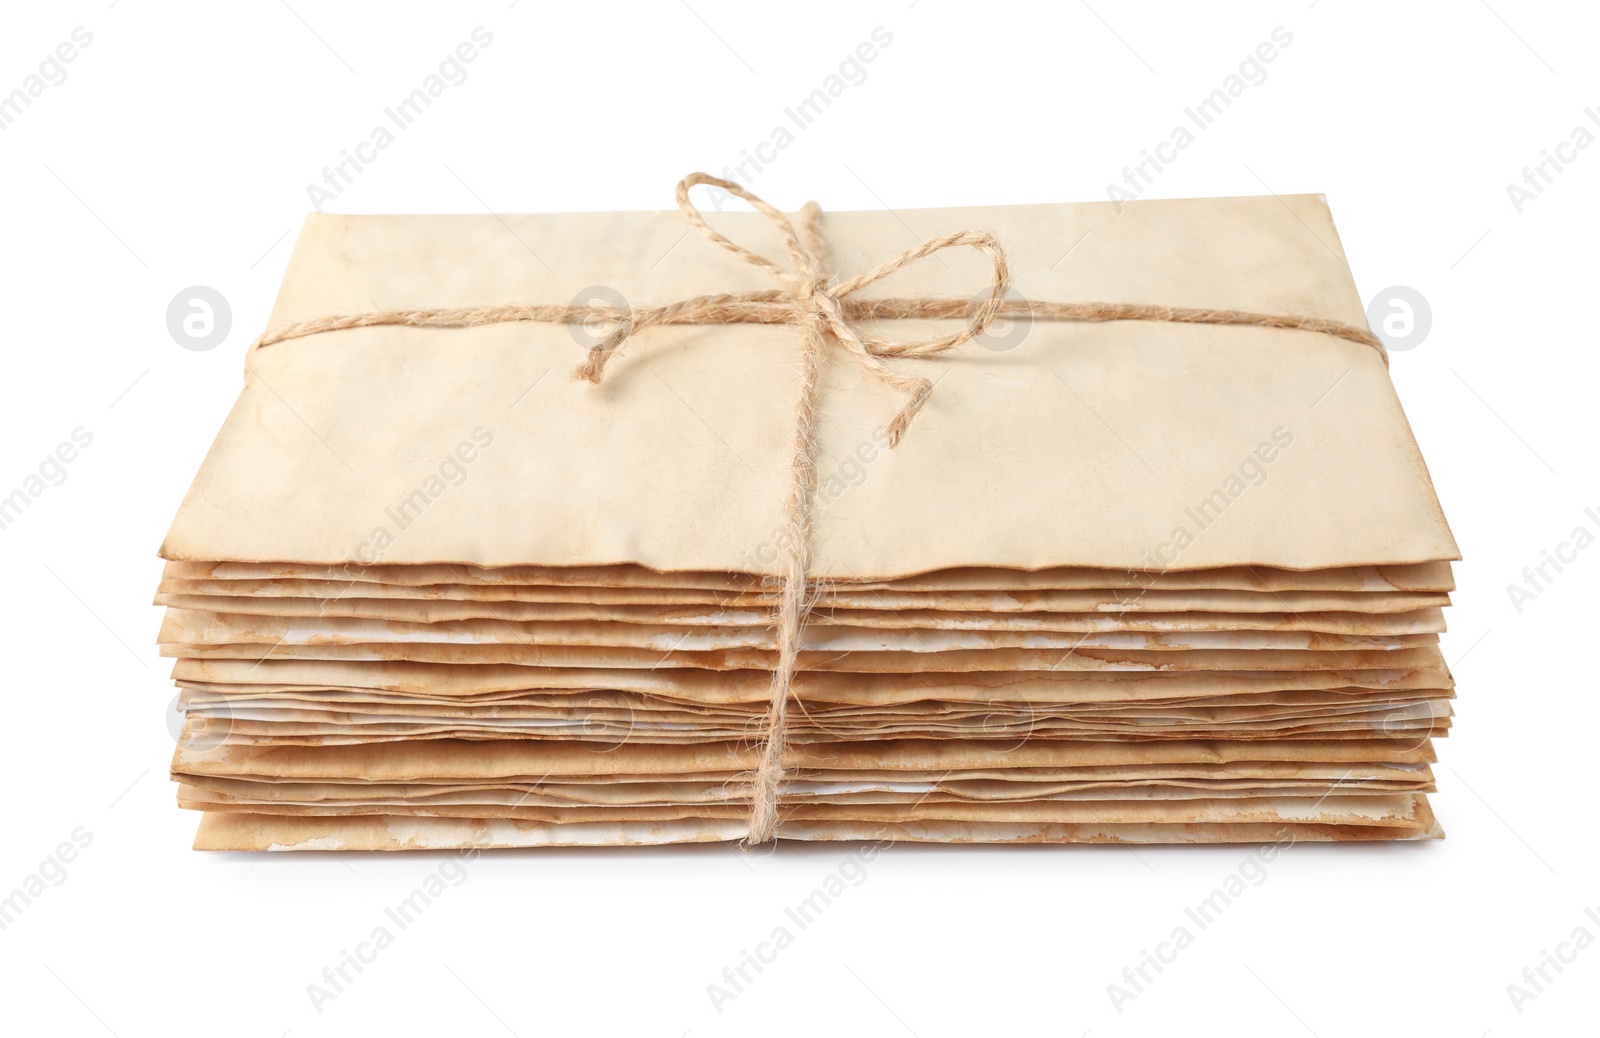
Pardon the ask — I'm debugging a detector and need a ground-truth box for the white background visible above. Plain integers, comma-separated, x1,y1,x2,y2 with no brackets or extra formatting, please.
0,1,1594,1034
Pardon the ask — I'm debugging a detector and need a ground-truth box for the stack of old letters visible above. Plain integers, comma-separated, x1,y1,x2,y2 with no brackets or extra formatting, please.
159,184,1457,849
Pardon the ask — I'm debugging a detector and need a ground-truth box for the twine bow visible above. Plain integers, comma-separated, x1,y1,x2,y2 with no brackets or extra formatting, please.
249,173,1387,847
574,172,1014,449
590,174,1014,845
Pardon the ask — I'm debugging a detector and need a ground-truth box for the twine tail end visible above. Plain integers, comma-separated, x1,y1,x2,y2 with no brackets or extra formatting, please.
573,322,634,385
743,781,781,847
741,817,778,848
885,378,934,449
743,746,786,846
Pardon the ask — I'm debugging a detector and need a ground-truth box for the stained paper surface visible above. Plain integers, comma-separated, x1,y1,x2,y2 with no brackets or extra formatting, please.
162,197,1457,577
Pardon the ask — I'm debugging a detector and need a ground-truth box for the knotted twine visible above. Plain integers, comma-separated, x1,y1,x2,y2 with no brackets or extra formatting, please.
250,172,1386,846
